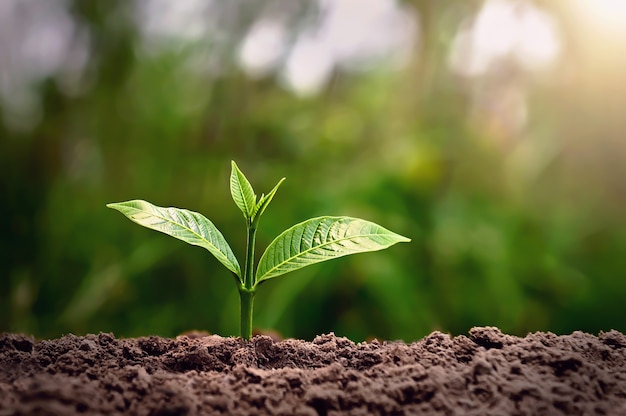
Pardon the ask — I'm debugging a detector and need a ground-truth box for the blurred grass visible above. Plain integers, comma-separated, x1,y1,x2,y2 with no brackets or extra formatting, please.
1,0,625,341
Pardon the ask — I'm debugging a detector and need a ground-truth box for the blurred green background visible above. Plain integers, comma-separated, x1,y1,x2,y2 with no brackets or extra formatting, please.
2,0,626,342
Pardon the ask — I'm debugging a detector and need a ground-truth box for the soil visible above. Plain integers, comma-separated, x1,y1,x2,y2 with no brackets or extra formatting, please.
1,327,625,415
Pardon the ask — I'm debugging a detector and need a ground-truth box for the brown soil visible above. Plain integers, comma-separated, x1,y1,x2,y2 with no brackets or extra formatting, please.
1,327,625,415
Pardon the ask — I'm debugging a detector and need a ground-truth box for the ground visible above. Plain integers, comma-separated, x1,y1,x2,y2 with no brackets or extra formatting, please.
1,327,625,415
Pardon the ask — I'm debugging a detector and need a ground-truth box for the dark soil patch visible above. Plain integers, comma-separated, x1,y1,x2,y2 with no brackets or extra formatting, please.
1,327,626,415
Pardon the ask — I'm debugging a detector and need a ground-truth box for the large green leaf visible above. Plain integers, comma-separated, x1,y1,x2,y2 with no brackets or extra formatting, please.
256,216,410,283
230,161,257,220
107,200,241,278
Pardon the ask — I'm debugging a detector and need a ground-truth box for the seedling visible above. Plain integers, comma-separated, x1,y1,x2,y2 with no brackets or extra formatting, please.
107,161,410,340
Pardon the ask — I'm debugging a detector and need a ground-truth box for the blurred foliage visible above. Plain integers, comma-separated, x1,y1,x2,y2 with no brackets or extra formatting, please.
1,0,626,341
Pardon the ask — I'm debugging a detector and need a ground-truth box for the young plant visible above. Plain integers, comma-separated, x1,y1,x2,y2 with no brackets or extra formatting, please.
107,161,410,340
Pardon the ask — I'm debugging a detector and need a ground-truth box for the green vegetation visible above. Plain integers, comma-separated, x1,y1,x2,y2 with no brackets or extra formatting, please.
108,162,409,339
2,2,626,342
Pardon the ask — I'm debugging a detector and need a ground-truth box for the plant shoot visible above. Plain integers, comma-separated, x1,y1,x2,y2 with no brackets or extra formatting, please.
107,161,410,339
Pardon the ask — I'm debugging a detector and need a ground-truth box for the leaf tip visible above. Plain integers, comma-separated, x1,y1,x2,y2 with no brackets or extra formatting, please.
394,233,411,243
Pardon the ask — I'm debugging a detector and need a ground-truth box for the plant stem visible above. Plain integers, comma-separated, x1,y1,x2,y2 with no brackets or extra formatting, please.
239,288,255,340
240,222,257,340
244,223,257,290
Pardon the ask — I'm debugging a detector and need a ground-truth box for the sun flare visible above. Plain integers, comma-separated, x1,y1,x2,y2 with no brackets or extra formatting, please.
572,0,626,34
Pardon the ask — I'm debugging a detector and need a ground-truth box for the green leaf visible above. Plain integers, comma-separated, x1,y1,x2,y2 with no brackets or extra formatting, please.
230,161,257,220
256,216,410,283
107,200,241,279
252,177,285,222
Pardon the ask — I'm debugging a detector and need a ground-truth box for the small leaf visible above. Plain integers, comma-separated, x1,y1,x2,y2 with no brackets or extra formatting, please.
253,177,285,222
256,216,410,283
230,161,257,220
107,200,241,279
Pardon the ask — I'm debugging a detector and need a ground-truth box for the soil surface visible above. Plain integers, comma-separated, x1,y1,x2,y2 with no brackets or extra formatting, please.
1,327,626,415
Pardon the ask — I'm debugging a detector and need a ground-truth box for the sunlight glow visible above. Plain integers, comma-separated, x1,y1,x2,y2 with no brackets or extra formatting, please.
134,0,417,97
282,34,335,97
280,0,417,96
238,19,287,78
449,0,560,76
572,0,626,34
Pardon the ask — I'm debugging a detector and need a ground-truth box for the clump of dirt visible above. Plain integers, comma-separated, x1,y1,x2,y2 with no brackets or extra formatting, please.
1,327,625,415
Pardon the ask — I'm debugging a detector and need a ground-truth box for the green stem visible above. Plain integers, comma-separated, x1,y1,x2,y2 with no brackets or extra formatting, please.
244,223,257,290
239,288,255,340
240,222,257,340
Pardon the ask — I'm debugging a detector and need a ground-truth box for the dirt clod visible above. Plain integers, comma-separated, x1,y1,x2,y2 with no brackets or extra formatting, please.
1,328,625,415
